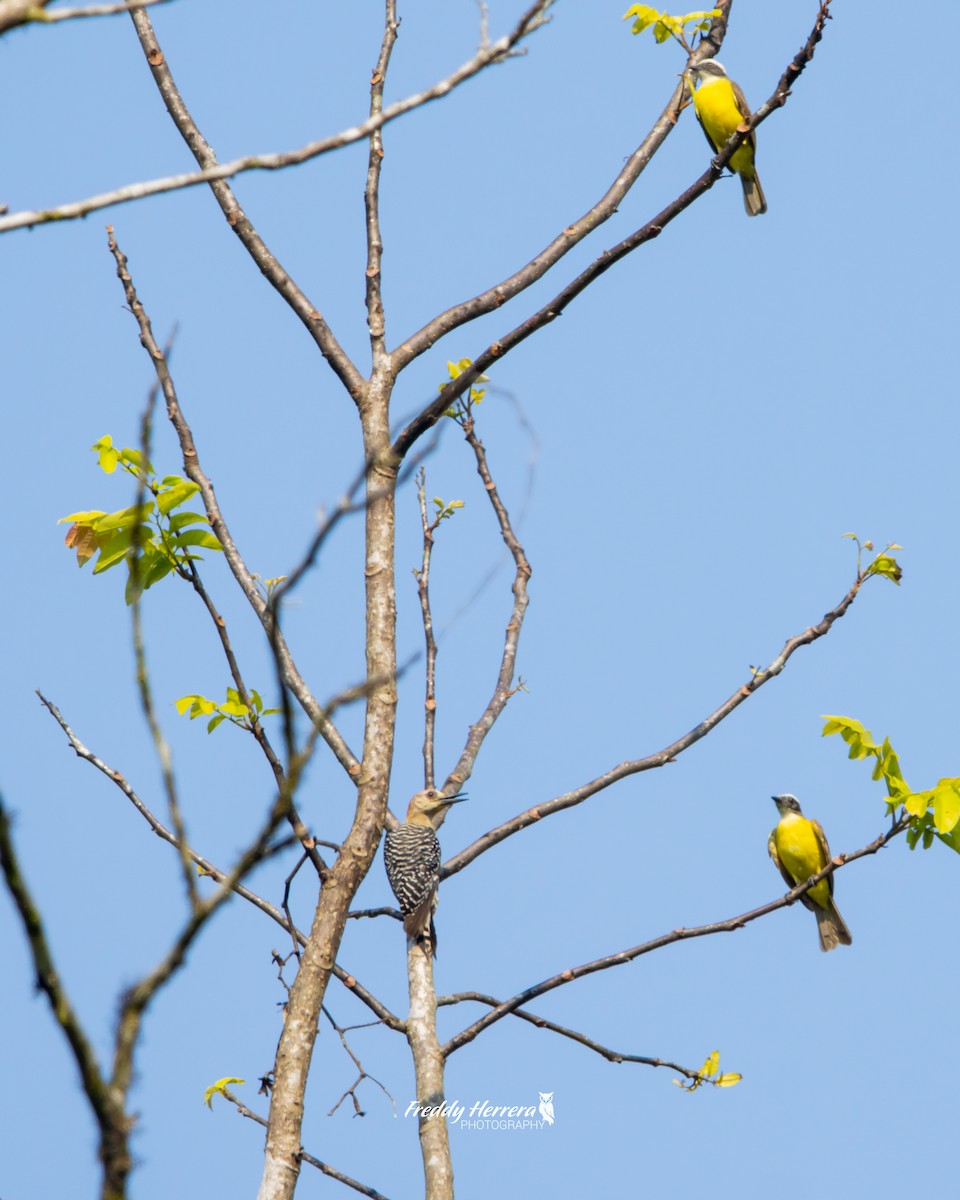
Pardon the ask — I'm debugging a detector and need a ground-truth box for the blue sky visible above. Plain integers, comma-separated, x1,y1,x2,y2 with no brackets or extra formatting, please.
2,2,957,1197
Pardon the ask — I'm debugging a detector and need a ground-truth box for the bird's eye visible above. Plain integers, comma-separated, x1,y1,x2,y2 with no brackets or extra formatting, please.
427,789,437,799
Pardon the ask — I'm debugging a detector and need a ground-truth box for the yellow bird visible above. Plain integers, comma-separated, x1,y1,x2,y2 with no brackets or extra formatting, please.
686,59,767,217
768,794,852,952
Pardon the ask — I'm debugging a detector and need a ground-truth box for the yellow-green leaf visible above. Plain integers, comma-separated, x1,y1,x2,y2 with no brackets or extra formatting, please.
700,1050,719,1077
866,554,902,584
58,510,107,525
903,791,929,819
204,1076,244,1108
932,779,960,835
821,716,879,760
716,1072,742,1087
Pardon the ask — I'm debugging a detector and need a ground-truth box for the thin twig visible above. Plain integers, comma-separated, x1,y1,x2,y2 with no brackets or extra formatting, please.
25,0,170,20
436,991,703,1079
0,2,554,242
364,1,398,366
129,372,198,906
220,1090,394,1200
443,568,867,879
109,785,292,1103
416,470,439,789
347,905,402,922
443,817,907,1057
439,406,531,801
323,1005,397,1118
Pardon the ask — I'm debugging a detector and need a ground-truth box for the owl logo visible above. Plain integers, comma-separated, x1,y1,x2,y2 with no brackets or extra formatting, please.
538,1091,555,1125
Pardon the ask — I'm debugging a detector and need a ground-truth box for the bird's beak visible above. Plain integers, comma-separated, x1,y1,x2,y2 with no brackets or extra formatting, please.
443,792,469,805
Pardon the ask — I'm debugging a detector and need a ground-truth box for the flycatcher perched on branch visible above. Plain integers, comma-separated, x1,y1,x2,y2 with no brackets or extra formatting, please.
768,794,852,952
686,59,767,217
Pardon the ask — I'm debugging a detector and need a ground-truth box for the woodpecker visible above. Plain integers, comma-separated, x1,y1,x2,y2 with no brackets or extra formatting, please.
383,788,468,954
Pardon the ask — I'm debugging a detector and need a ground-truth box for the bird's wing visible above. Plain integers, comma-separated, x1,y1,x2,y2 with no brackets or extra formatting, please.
811,819,835,897
728,78,758,154
768,827,798,892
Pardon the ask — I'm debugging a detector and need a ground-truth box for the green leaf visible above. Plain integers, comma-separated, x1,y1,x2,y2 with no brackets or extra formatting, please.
58,510,107,525
203,1076,244,1108
250,690,263,713
176,695,218,719
91,435,120,474
125,550,175,603
936,825,960,855
821,715,880,760
872,737,910,799
157,479,201,515
119,447,156,476
207,713,227,734
173,529,222,551
903,790,930,819
168,511,209,533
623,4,659,32
96,502,156,532
92,527,155,575
866,554,902,584
932,778,960,835
218,701,250,718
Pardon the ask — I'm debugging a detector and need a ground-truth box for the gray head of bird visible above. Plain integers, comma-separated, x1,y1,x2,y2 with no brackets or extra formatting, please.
771,793,802,816
690,59,729,83
406,787,469,826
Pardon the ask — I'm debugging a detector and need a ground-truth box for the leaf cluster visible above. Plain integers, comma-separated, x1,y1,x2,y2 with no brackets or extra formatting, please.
622,5,719,46
175,687,280,735
59,435,222,604
441,358,488,420
822,716,960,853
431,497,464,524
675,1049,741,1092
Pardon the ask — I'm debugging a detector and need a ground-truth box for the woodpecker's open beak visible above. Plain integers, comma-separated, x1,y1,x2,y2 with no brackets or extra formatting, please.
443,792,469,804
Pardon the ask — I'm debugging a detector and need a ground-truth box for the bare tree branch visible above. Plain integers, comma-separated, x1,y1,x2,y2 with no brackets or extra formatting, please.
324,1005,397,1118
0,1,554,240
0,797,127,1187
437,992,704,1080
35,691,406,1033
387,0,736,376
439,405,531,801
106,227,363,782
127,4,364,399
391,1,834,459
416,471,440,789
8,0,171,25
443,817,907,1057
348,905,402,922
222,1089,394,1200
128,374,198,906
444,567,868,880
109,786,291,1118
364,2,398,366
